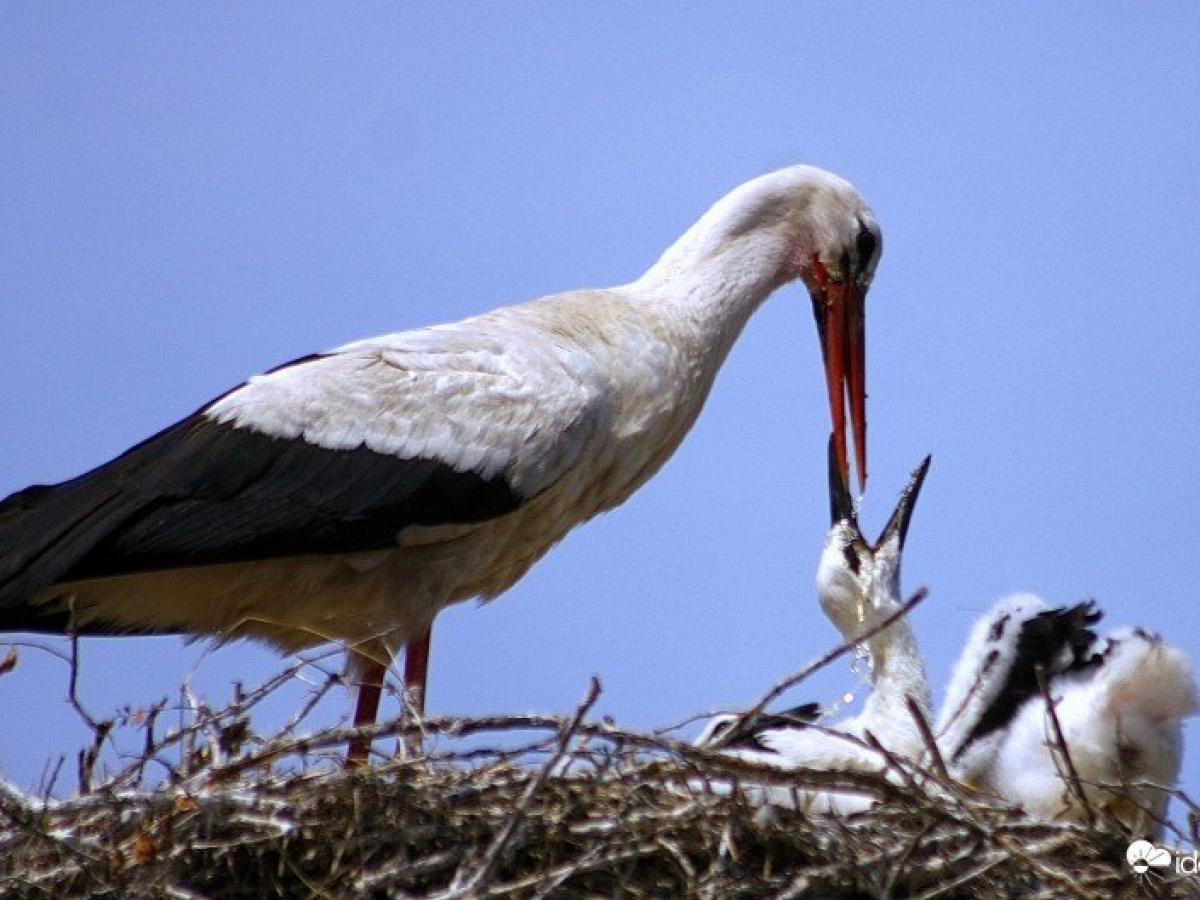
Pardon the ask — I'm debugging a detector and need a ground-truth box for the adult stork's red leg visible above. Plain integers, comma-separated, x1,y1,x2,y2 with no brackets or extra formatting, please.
344,628,432,766
346,655,386,766
404,626,432,716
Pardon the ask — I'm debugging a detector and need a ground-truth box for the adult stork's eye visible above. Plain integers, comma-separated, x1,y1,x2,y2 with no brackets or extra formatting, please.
856,229,878,267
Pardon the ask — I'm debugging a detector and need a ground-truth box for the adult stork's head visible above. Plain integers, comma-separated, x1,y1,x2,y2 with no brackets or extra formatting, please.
649,165,881,490
800,177,880,495
817,437,929,641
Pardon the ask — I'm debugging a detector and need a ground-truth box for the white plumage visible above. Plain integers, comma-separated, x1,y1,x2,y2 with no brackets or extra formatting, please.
0,164,881,760
696,448,931,814
939,595,1197,832
936,593,1092,782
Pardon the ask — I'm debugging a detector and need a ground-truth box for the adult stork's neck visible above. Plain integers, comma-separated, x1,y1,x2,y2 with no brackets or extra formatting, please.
630,212,794,367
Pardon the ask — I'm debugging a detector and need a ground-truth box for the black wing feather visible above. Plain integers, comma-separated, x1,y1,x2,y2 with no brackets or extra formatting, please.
0,411,523,622
711,702,823,752
954,601,1102,757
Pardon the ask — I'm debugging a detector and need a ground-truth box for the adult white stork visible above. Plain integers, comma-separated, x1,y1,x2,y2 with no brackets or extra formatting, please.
696,445,931,813
0,164,880,762
938,595,1197,831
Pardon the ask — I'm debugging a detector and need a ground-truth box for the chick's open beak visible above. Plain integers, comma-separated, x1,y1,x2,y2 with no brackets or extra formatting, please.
877,455,932,552
826,434,858,528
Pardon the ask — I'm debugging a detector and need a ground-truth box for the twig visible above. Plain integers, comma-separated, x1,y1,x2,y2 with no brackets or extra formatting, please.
881,818,937,900
445,677,603,899
1035,666,1095,828
904,847,1005,900
906,695,950,783
65,633,106,734
729,587,928,740
862,729,921,796
994,832,1102,900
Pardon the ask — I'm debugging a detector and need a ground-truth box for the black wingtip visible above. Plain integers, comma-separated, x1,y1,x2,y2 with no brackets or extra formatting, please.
877,454,932,551
1055,600,1105,671
827,434,856,527
957,597,1106,755
711,702,823,751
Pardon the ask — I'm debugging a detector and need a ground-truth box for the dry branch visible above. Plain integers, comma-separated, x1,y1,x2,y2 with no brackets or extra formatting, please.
0,646,1193,900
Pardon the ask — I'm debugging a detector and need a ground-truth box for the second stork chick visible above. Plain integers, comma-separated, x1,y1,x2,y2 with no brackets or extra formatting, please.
938,594,1197,832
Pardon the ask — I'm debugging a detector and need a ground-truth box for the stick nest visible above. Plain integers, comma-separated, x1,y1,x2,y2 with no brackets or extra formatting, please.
1,688,1194,900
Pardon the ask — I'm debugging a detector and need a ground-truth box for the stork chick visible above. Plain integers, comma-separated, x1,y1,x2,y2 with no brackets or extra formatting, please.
696,444,931,813
939,595,1197,832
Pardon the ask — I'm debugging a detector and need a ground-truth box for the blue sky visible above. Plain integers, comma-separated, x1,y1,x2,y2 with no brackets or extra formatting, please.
2,6,1199,823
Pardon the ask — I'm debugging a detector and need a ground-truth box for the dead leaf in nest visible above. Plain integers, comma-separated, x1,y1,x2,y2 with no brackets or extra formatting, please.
132,828,157,865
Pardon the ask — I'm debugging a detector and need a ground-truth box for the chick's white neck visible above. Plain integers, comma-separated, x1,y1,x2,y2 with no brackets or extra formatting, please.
860,616,931,753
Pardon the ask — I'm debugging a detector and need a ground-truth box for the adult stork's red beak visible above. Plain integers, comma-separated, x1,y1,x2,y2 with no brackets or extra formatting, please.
810,259,868,492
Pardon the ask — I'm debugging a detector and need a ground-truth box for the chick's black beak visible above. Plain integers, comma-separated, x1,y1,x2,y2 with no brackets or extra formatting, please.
877,455,932,551
826,433,857,527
